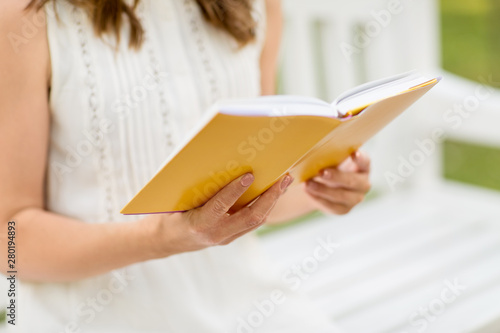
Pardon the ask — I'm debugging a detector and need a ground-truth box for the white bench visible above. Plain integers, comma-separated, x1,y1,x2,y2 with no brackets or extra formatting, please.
262,0,500,331
260,183,500,332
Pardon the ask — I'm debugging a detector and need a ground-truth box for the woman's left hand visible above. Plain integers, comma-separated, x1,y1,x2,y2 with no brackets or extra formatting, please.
304,151,371,215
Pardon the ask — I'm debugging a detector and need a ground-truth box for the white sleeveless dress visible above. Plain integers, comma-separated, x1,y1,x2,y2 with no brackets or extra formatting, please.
14,1,339,332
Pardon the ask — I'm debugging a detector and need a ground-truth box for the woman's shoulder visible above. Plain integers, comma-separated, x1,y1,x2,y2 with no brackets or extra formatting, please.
1,0,42,36
0,0,50,87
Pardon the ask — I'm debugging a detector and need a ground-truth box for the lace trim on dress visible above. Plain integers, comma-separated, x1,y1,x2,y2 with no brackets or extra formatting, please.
74,8,114,221
182,0,220,105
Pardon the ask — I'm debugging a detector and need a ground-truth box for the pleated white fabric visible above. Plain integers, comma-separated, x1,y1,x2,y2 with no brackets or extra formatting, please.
13,1,339,332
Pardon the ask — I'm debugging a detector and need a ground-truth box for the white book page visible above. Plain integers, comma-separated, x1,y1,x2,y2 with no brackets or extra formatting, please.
333,70,434,115
217,95,337,118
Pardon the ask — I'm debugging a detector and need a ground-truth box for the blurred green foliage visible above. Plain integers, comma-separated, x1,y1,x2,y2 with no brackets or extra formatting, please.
444,139,500,191
441,0,500,87
441,0,500,190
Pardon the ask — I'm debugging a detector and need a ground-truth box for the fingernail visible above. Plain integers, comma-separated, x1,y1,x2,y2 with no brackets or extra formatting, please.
354,151,361,159
321,169,332,179
280,175,293,191
240,173,254,187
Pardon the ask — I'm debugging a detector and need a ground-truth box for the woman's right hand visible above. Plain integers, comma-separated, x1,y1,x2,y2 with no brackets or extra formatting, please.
145,173,293,258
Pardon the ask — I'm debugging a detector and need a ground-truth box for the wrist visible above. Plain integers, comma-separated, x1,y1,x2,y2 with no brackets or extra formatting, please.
137,214,165,260
138,213,184,260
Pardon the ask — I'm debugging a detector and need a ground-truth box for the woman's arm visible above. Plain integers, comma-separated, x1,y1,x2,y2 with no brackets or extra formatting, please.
259,0,371,224
259,0,283,96
0,2,159,282
0,2,290,282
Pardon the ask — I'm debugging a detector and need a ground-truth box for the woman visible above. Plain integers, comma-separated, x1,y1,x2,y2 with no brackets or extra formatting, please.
0,0,371,331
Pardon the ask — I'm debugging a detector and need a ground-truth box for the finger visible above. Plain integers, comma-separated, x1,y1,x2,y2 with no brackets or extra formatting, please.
313,169,371,193
227,175,292,235
337,155,358,173
219,206,275,245
305,180,365,206
307,192,353,215
201,173,255,219
352,150,371,173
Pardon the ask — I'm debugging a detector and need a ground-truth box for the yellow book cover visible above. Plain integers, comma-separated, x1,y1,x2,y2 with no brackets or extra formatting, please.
121,71,440,214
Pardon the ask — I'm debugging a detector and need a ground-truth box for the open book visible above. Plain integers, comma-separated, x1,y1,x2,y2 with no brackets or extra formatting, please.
121,71,440,214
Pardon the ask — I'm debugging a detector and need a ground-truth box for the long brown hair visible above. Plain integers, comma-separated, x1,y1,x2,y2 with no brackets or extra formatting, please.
28,0,257,48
